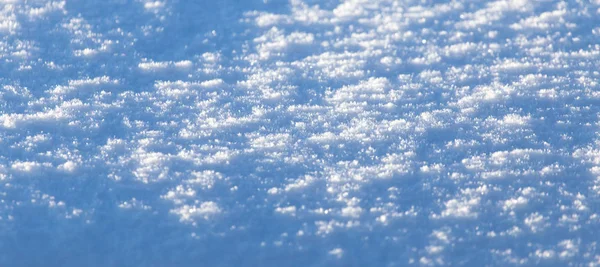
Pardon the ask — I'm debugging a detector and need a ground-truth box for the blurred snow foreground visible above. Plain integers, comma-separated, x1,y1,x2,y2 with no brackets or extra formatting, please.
2,0,600,265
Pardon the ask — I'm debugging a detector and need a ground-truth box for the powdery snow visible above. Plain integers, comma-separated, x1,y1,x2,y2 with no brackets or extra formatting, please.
1,0,600,266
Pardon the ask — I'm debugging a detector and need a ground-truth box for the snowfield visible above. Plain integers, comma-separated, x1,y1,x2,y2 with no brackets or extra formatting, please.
2,0,600,265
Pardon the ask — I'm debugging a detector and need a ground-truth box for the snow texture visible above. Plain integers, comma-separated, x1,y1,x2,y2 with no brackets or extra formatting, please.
1,0,600,266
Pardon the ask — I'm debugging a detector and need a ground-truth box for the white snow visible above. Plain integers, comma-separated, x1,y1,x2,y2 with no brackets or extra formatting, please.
2,0,600,265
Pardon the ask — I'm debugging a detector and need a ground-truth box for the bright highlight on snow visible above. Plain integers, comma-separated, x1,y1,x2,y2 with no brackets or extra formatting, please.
1,0,600,265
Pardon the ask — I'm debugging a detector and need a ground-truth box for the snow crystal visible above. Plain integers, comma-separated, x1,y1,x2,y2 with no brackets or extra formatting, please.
171,202,221,223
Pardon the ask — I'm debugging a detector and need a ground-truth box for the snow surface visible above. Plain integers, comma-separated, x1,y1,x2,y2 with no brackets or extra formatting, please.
1,0,600,266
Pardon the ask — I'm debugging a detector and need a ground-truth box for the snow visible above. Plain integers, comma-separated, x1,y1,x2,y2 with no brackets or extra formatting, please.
2,0,600,265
